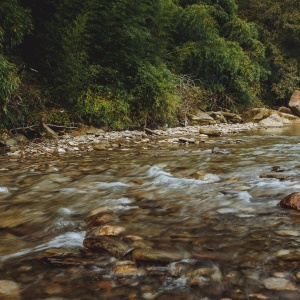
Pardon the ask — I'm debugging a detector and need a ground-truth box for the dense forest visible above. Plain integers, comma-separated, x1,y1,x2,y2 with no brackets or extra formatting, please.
0,0,299,129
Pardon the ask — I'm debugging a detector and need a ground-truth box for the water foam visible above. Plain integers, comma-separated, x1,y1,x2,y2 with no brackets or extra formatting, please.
0,231,85,262
147,166,205,189
0,186,9,193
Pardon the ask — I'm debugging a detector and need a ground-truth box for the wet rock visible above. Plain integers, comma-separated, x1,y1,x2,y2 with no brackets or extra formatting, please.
132,248,185,264
178,137,195,144
87,225,126,237
263,277,297,291
278,192,300,210
199,127,221,136
0,280,21,300
168,262,188,277
289,90,300,117
114,261,146,277
259,172,292,181
83,236,131,258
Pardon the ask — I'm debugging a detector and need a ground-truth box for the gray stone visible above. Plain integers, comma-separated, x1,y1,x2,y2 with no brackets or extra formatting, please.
259,114,283,127
263,277,297,291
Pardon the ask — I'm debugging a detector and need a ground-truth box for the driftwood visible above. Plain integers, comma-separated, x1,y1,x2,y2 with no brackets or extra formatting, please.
145,128,160,135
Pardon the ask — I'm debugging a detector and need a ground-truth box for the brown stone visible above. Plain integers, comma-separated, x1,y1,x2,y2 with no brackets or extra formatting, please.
114,264,146,277
132,248,184,264
278,192,300,210
0,280,20,300
199,127,221,137
278,106,293,114
83,236,130,258
289,90,300,117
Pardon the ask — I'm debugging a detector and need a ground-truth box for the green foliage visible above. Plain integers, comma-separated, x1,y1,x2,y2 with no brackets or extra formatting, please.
236,0,300,105
1,0,299,130
176,2,265,109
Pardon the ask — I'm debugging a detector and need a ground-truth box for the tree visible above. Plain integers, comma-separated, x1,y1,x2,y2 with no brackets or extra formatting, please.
175,0,266,110
0,0,32,127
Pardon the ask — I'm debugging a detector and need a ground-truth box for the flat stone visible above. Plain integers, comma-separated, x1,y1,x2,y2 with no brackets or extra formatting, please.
132,248,185,264
0,280,21,300
263,277,297,291
83,237,130,258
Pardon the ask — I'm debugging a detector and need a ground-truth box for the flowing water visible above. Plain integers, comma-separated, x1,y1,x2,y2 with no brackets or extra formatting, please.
1,125,300,299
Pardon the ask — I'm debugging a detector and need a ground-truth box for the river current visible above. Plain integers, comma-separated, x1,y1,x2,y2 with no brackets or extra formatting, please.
1,125,300,299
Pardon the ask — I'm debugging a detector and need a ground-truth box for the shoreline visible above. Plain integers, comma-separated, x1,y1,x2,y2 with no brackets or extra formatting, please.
1,122,259,159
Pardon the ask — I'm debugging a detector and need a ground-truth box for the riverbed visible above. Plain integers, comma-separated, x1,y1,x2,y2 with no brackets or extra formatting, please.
1,125,300,299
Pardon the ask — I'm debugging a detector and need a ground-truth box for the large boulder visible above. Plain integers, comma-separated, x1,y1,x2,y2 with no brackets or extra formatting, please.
259,114,283,127
187,110,216,125
278,192,300,210
243,108,300,125
288,90,300,117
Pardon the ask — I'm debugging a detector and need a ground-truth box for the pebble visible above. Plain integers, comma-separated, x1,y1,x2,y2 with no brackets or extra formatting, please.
2,123,258,157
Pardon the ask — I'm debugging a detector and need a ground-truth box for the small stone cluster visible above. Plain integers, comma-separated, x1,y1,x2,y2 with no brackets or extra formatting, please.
0,122,259,158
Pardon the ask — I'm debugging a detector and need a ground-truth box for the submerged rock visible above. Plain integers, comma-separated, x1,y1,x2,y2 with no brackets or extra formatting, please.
278,192,300,210
132,248,185,264
0,280,21,300
263,277,297,291
83,237,131,259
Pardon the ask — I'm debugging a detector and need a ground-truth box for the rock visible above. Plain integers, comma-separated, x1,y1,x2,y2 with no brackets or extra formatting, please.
114,263,146,277
243,108,300,124
187,110,216,125
259,114,283,127
221,111,243,123
289,90,300,117
87,225,126,237
83,237,131,258
132,248,185,264
209,111,227,123
278,192,300,210
178,137,195,144
278,106,293,114
199,127,221,136
259,172,292,181
4,139,18,147
0,280,21,300
93,143,108,151
263,277,297,291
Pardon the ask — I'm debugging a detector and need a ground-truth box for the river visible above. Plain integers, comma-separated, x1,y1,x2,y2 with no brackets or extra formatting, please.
1,125,300,299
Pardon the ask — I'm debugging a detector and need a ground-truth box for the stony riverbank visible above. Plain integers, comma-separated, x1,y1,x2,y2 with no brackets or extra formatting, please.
2,122,259,158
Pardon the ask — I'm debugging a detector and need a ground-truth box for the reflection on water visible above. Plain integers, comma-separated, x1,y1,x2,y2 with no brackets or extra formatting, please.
1,125,300,299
